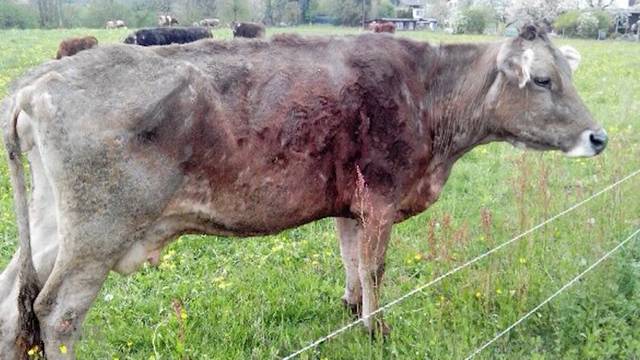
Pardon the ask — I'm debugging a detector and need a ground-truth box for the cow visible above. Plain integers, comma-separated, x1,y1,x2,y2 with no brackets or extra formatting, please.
231,21,265,38
369,21,396,33
200,18,220,27
55,36,98,60
106,20,126,29
123,27,212,46
158,15,179,27
0,24,607,358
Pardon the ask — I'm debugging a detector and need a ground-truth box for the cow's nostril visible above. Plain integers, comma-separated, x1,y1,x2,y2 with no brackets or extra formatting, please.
589,130,608,153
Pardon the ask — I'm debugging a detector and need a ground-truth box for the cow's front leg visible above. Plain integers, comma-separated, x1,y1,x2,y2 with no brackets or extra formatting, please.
357,200,393,336
335,217,362,316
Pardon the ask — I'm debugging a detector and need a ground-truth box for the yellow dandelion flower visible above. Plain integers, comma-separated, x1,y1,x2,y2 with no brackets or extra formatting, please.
59,344,68,354
180,308,188,320
27,346,38,356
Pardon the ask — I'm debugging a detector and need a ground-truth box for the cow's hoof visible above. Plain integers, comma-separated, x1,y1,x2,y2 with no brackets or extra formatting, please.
367,319,391,339
341,298,362,318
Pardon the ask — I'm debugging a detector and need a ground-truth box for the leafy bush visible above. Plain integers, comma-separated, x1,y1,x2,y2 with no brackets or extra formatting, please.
591,10,612,31
554,10,580,37
375,0,394,19
455,6,494,34
327,0,362,26
577,11,599,38
556,10,611,38
0,0,38,29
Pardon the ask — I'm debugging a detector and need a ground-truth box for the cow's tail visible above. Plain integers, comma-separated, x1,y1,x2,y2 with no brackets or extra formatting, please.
2,92,44,358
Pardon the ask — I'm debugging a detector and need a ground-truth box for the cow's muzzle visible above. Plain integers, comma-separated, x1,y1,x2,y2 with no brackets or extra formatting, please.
589,129,608,154
566,129,608,157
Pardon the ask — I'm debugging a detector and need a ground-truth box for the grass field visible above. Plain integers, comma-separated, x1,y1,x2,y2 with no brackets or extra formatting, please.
1,26,639,359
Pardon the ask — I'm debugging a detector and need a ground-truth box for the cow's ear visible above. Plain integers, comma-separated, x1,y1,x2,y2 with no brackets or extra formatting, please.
499,48,535,89
559,45,581,73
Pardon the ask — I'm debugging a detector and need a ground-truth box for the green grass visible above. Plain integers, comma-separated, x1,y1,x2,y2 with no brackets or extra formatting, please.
1,26,640,359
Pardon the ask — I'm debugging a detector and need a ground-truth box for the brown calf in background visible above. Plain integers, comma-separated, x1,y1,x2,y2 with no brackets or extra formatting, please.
55,36,98,59
369,21,396,33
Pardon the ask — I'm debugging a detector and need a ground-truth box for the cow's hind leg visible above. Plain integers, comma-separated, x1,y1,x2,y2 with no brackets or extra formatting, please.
0,243,57,359
357,199,393,336
335,217,362,317
32,218,120,359
1,147,59,358
33,249,110,360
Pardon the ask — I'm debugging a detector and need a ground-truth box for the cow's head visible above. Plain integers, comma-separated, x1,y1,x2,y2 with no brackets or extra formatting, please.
124,34,136,44
489,24,606,157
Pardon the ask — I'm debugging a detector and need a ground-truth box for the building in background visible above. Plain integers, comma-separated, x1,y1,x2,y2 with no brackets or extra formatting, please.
399,0,427,19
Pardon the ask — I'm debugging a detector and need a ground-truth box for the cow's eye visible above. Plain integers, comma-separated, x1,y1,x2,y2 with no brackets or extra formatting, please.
533,77,551,89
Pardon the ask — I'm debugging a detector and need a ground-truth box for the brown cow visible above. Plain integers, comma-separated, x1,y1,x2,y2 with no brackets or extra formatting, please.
231,21,265,38
0,25,606,358
369,21,396,33
55,36,98,59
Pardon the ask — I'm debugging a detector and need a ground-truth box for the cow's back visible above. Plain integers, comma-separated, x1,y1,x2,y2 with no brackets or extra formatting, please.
8,34,433,233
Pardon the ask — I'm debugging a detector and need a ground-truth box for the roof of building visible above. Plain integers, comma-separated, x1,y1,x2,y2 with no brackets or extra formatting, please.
399,0,424,7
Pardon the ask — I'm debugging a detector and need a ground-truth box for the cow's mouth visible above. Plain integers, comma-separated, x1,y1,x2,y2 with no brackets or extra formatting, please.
507,138,556,152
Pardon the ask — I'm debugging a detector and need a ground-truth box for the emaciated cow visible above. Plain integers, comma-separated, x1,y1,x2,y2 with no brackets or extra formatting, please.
0,25,607,358
369,21,396,33
123,27,212,46
231,21,265,38
55,36,98,60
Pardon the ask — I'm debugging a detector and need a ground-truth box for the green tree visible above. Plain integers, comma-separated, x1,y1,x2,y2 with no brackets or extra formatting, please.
0,0,38,28
456,5,494,34
327,0,370,26
221,0,249,21
554,10,581,37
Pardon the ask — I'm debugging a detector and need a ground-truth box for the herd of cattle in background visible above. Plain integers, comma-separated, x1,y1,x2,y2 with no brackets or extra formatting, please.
55,14,397,60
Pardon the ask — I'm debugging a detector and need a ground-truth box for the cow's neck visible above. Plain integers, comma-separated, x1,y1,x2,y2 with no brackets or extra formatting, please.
422,41,501,164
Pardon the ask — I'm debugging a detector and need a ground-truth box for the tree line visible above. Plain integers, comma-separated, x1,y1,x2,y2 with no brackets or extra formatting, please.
0,0,398,29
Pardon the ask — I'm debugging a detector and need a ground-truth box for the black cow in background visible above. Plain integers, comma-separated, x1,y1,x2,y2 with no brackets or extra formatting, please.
124,27,212,46
231,21,265,38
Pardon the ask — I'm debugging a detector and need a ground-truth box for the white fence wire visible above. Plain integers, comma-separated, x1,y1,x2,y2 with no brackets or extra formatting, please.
282,168,640,359
465,227,640,359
